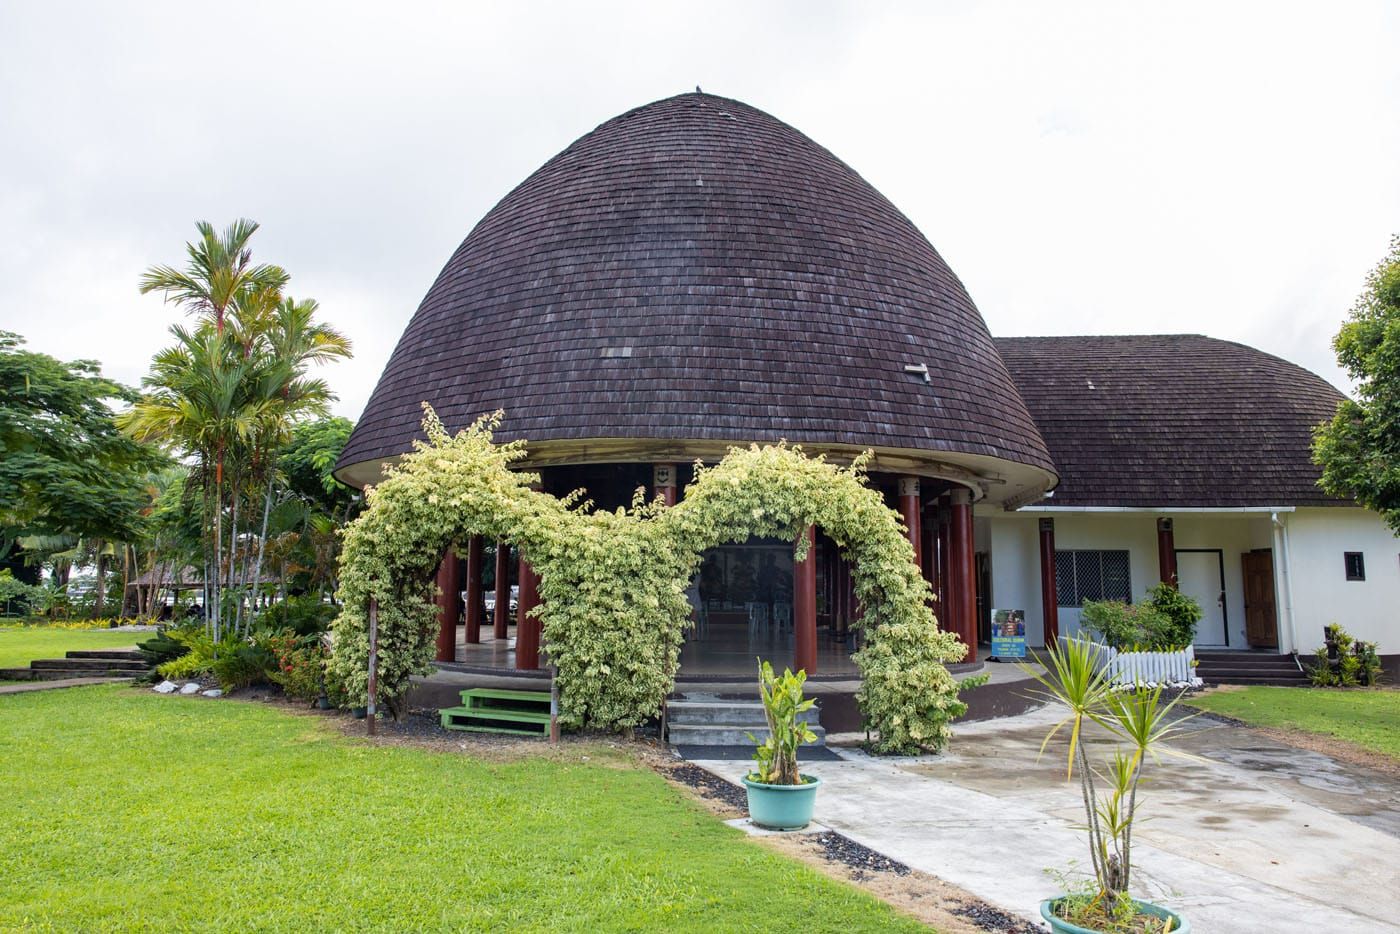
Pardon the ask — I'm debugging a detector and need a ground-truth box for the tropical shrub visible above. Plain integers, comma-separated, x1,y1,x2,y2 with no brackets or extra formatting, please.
255,596,337,637
748,660,817,785
1143,582,1202,648
329,408,978,753
0,570,43,616
138,630,192,667
1310,625,1383,687
266,630,327,701
1082,584,1201,652
211,641,278,691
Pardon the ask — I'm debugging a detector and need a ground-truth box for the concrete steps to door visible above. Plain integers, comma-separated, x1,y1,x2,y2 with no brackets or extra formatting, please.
1195,651,1309,686
665,693,825,747
0,648,150,682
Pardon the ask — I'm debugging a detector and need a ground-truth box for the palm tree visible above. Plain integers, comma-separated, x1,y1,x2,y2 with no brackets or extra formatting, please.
126,221,351,638
139,220,287,334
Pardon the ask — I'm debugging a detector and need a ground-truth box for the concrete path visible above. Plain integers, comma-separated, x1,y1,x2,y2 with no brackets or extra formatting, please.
694,703,1400,932
0,677,132,695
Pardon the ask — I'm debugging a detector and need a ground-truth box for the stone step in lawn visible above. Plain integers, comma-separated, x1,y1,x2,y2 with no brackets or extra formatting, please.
65,649,144,661
0,666,145,681
32,657,149,671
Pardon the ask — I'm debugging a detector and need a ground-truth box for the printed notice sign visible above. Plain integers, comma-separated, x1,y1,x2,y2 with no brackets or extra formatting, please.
990,609,1027,659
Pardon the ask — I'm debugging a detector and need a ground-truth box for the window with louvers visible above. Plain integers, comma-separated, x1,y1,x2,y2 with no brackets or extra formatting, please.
1054,550,1132,607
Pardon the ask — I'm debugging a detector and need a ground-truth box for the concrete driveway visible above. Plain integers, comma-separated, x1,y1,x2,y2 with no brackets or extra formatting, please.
694,703,1400,931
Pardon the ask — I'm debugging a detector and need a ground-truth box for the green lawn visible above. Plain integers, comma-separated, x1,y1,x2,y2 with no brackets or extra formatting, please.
0,625,143,669
0,686,924,932
1187,686,1400,760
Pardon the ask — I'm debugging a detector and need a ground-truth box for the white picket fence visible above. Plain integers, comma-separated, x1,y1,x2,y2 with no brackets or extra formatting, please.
1080,640,1202,688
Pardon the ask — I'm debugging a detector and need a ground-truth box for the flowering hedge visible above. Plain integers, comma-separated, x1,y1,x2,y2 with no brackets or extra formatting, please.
329,407,977,752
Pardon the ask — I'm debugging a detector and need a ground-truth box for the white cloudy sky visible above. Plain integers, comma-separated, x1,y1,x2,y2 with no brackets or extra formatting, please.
1,1,1396,419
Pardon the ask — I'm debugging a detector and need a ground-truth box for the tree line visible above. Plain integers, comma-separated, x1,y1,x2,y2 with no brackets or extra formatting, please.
0,221,356,629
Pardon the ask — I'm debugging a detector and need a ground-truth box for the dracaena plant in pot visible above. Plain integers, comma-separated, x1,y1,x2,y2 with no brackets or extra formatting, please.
1022,639,1195,934
743,659,820,830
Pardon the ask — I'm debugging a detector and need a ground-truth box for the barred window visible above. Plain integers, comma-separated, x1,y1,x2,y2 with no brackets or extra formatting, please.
1055,550,1132,607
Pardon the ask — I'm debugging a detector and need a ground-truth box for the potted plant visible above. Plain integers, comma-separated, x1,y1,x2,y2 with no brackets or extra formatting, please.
742,659,821,830
1022,639,1194,933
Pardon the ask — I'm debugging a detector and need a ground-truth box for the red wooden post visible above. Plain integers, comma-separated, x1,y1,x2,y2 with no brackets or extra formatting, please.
493,540,510,639
1157,518,1178,586
652,463,677,507
1039,518,1059,645
433,548,462,663
898,476,922,572
794,525,817,674
936,504,951,631
515,552,542,670
950,489,977,662
464,535,484,644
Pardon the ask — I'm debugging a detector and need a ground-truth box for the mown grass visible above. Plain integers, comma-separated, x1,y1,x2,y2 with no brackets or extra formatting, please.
0,686,926,932
1187,685,1400,760
0,626,143,669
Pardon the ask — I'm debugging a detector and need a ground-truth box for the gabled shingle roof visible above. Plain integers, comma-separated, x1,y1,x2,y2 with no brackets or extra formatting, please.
337,92,1052,484
994,335,1347,508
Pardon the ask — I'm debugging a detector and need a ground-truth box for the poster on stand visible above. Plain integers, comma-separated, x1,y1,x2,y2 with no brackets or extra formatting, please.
990,609,1026,660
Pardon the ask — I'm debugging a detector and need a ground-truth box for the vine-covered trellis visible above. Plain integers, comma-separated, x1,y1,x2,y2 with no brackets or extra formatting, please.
328,406,980,753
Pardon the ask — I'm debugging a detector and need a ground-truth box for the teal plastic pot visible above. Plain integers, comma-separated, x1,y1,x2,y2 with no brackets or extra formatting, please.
742,774,821,830
1040,896,1189,934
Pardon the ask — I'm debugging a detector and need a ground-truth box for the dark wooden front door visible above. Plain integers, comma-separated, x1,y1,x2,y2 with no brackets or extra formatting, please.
1242,549,1278,648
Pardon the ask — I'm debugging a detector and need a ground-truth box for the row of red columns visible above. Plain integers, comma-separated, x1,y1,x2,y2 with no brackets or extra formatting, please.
433,534,543,670
431,466,1003,675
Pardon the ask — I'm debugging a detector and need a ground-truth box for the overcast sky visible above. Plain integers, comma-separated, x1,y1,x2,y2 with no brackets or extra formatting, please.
2,2,1397,420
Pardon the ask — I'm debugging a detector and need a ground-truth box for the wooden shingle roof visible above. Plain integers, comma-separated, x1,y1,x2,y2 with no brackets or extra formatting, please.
337,92,1053,488
994,335,1347,508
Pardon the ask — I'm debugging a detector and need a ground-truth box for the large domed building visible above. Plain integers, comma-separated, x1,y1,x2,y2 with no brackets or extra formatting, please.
340,92,1396,687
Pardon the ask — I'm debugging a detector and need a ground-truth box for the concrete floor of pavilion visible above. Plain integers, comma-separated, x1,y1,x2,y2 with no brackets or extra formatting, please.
694,699,1400,932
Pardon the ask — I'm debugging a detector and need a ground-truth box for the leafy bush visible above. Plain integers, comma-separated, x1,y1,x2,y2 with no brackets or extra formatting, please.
330,408,975,753
266,631,327,701
0,570,43,616
211,642,278,691
1310,625,1383,687
138,630,193,667
158,651,211,680
153,628,278,689
1082,585,1201,652
254,596,337,638
1144,582,1202,648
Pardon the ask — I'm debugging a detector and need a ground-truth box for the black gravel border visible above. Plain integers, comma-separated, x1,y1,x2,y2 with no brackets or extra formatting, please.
949,902,1043,934
666,762,749,810
810,830,910,875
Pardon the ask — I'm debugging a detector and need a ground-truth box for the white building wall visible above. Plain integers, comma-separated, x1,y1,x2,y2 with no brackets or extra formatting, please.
979,511,1274,649
1282,507,1400,654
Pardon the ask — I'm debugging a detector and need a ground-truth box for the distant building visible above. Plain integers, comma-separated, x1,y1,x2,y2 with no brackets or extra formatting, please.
336,93,1395,680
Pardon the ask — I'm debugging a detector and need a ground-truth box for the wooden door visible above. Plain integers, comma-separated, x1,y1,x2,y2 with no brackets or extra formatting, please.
1242,549,1278,648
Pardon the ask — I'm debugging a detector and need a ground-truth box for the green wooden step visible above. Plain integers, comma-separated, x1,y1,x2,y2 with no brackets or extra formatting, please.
458,688,551,716
440,705,549,736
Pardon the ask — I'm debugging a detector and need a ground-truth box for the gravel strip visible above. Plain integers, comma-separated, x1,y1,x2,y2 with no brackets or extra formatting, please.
950,901,1042,933
666,762,749,810
811,830,911,875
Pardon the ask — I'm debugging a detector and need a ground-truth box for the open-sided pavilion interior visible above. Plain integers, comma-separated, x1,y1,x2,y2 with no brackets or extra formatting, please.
426,460,1002,680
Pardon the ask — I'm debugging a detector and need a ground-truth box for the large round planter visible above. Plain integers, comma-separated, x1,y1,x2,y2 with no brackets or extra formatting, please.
742,774,821,830
1040,896,1189,934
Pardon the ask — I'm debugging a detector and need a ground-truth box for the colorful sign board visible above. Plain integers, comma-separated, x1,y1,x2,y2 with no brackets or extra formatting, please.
990,609,1027,659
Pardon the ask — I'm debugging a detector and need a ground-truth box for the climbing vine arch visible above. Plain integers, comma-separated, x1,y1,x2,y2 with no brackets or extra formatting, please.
329,408,977,754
